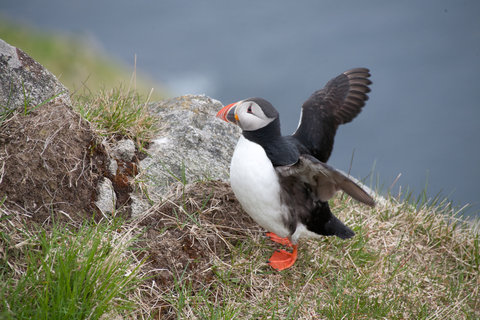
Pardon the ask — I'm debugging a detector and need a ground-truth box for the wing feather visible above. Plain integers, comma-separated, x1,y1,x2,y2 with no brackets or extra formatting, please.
276,155,375,207
292,68,372,162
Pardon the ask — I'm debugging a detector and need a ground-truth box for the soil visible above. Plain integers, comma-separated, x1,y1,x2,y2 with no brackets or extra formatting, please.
0,101,107,222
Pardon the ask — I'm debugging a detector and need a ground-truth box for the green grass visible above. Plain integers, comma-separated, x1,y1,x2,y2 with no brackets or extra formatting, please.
0,82,154,318
0,213,143,320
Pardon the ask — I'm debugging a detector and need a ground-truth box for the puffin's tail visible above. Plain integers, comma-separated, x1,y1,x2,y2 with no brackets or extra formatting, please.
306,201,355,239
326,215,355,239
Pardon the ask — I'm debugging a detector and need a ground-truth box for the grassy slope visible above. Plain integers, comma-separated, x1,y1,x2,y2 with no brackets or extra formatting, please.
141,188,479,319
2,182,478,319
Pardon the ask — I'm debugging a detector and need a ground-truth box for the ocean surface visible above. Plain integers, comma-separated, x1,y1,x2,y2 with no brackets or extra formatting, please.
2,0,479,218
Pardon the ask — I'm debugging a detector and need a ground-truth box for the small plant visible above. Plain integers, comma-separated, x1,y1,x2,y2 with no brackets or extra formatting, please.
21,85,65,116
0,80,65,124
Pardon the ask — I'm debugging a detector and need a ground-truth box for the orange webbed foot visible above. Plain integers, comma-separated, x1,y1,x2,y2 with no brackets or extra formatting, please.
265,233,298,270
267,245,298,271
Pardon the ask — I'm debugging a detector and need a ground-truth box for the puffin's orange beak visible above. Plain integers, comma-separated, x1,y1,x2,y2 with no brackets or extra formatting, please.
216,102,239,123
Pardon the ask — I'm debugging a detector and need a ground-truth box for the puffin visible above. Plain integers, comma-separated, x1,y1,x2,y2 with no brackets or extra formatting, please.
216,68,375,271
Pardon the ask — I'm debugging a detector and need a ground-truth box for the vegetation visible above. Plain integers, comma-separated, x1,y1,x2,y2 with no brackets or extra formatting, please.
2,80,479,318
2,174,479,319
135,183,479,319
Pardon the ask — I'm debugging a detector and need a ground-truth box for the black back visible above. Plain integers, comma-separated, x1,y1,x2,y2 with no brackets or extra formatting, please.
278,173,355,239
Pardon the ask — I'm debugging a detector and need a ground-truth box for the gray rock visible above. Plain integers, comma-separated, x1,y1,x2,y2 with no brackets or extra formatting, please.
95,178,117,215
113,139,136,162
130,193,152,217
0,38,70,114
108,159,118,177
136,95,240,204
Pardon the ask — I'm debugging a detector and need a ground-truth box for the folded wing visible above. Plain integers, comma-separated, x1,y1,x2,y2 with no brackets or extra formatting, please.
276,154,375,207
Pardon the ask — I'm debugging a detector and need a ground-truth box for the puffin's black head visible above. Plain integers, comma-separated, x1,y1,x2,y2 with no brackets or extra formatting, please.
217,97,298,165
216,97,279,132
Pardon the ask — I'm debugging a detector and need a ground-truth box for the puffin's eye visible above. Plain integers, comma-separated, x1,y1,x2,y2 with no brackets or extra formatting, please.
247,105,253,113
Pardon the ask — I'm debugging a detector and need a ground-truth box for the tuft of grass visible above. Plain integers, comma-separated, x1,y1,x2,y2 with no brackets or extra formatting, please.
21,83,66,116
75,85,159,148
0,209,144,320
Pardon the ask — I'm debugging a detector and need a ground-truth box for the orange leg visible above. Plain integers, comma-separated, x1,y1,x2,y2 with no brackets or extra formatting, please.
265,233,298,271
266,232,293,247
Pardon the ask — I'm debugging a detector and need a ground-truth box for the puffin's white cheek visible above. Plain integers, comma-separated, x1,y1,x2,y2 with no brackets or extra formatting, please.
240,115,273,131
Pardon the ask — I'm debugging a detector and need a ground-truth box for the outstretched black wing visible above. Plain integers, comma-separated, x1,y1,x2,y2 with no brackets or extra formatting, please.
292,68,372,162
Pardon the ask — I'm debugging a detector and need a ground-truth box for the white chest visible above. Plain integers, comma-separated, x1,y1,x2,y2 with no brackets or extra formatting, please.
229,136,289,237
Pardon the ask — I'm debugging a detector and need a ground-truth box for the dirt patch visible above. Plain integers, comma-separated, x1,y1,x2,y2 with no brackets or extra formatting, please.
134,180,261,317
111,159,138,210
0,101,107,223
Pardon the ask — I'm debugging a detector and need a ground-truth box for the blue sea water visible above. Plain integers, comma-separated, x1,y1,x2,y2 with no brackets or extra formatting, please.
1,0,479,218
